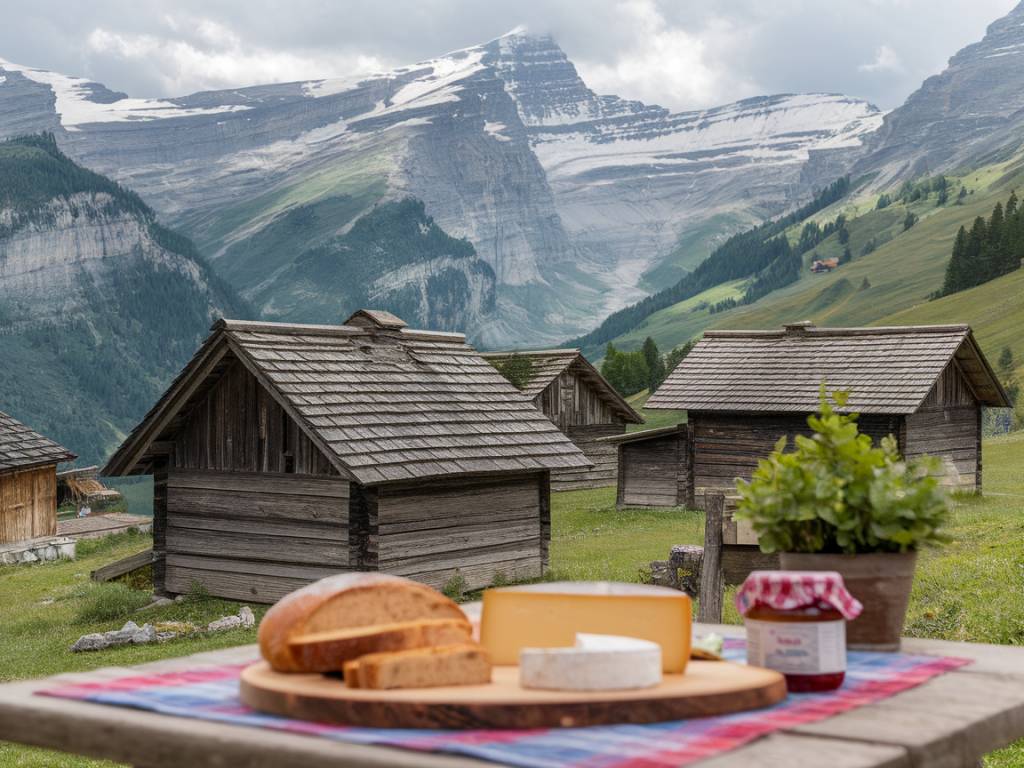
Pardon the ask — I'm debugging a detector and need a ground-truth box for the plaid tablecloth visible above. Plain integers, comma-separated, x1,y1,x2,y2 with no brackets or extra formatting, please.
40,640,969,768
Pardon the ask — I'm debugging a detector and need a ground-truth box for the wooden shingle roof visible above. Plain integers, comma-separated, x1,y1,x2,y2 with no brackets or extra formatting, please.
0,411,75,474
481,349,642,424
647,322,1010,414
103,313,591,484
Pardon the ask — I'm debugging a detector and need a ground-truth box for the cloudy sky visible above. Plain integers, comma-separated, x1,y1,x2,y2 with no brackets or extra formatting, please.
0,0,1016,111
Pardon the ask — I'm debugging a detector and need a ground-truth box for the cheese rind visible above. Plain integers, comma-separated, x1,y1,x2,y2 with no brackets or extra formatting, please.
519,634,662,691
480,581,691,673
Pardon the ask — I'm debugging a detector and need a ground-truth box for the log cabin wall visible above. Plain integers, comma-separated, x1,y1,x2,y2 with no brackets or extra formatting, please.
552,424,626,491
690,412,903,500
373,472,546,592
903,362,981,490
163,359,350,603
164,469,350,603
616,431,687,508
0,465,57,544
536,365,628,490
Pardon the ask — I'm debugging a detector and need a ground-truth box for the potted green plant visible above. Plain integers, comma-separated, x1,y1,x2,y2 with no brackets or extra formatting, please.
735,387,949,651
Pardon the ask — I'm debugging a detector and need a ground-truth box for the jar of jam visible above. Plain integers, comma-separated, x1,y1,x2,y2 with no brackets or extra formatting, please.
735,571,863,693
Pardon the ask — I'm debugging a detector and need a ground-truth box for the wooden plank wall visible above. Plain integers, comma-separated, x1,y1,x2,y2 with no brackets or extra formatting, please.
551,424,624,491
904,362,981,490
617,432,685,508
373,473,545,592
536,367,623,430
0,465,57,544
690,412,902,499
173,359,337,477
163,469,350,603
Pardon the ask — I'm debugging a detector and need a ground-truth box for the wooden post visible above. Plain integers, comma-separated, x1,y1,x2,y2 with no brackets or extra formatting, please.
698,492,724,623
684,422,696,509
152,459,168,595
615,445,625,508
539,471,551,571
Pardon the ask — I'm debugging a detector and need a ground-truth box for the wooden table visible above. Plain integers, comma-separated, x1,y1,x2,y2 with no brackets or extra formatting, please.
2,624,1024,768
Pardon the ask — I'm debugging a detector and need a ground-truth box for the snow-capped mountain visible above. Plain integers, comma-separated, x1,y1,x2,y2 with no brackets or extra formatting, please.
856,1,1024,185
0,31,883,346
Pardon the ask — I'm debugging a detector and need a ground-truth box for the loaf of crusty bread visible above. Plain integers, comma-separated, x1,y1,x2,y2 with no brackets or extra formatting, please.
344,644,492,690
258,573,467,672
287,618,473,673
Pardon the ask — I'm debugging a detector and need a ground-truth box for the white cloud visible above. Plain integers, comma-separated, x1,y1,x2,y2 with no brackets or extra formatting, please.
572,0,760,109
85,15,388,95
858,44,904,73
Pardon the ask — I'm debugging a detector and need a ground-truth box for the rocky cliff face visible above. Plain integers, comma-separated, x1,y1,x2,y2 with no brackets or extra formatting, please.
0,135,245,464
856,2,1024,185
0,193,212,326
0,33,883,346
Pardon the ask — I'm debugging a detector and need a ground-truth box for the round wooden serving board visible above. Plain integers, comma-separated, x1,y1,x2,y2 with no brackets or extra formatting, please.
239,661,786,729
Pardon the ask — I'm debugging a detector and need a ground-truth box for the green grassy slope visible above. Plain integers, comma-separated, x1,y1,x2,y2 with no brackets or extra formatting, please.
601,154,1024,372
878,267,1024,376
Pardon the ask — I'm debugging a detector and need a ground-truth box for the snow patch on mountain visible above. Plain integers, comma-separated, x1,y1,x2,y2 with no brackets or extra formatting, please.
0,57,250,130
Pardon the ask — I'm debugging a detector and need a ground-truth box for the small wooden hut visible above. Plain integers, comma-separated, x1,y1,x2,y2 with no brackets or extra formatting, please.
102,310,589,602
482,349,642,490
57,466,122,510
599,425,688,508
0,411,76,544
645,322,1010,505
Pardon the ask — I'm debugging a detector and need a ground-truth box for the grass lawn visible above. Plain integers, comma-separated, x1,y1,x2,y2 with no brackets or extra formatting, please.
3,434,1024,765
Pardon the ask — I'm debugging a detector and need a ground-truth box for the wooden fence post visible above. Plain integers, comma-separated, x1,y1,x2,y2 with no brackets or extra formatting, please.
698,492,725,623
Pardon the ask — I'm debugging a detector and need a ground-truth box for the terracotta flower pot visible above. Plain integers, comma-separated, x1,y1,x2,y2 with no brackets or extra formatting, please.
778,551,917,652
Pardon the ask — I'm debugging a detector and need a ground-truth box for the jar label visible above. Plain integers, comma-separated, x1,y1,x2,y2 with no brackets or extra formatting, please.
745,619,846,675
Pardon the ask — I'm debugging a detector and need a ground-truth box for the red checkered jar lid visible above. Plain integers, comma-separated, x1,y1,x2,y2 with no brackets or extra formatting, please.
735,570,863,620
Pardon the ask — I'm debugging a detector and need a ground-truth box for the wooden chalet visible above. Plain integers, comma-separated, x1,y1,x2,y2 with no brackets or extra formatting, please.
102,310,589,602
0,411,76,545
482,349,642,490
641,322,1010,506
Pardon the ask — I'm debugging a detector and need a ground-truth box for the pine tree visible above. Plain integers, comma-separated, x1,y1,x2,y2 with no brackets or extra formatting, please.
839,245,852,265
999,347,1015,378
963,217,988,290
957,186,968,204
642,336,666,393
942,225,969,295
876,193,891,210
981,202,1005,282
903,210,917,231
838,226,850,245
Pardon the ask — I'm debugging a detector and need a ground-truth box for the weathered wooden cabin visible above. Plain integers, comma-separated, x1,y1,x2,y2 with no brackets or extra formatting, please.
643,322,1009,505
102,310,589,602
482,349,642,490
0,411,76,545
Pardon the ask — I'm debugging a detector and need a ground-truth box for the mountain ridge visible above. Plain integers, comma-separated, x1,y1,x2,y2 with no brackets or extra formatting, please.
0,31,883,346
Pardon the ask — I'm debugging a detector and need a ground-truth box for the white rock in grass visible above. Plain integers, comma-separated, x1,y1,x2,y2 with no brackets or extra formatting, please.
207,615,243,632
20,551,38,563
239,606,255,628
71,633,110,652
131,624,157,644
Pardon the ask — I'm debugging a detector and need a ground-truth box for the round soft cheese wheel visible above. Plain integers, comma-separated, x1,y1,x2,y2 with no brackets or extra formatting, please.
258,573,467,672
519,633,663,691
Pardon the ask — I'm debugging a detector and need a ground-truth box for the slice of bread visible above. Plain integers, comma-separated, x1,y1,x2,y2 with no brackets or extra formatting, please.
258,574,467,672
287,618,473,673
345,644,492,690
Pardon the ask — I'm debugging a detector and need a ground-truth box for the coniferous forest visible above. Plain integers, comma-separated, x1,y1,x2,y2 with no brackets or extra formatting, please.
941,190,1024,296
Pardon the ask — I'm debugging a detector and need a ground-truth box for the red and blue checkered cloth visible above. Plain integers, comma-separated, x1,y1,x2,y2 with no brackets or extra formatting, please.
40,640,968,768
